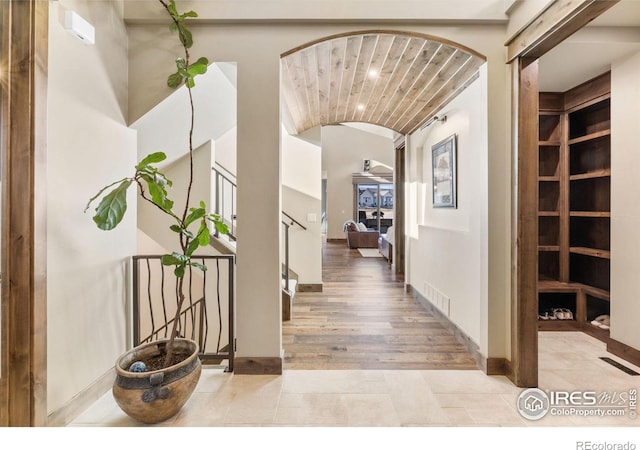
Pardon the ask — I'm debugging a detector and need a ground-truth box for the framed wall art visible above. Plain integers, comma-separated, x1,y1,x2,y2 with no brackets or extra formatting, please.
431,134,457,208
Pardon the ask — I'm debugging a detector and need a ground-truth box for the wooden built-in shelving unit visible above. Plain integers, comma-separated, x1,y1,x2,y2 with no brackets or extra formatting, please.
537,72,611,342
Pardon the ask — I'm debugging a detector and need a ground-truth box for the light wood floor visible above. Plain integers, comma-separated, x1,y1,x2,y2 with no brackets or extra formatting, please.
282,240,479,370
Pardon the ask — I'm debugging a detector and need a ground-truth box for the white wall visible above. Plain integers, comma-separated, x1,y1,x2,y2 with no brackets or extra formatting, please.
215,126,237,175
406,64,489,354
505,0,554,41
138,140,215,254
47,0,136,414
282,127,322,285
130,63,237,164
127,20,511,362
610,50,640,350
322,125,394,240
125,1,507,29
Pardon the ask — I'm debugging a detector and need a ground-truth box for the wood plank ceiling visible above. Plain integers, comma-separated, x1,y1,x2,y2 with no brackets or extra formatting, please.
281,31,486,136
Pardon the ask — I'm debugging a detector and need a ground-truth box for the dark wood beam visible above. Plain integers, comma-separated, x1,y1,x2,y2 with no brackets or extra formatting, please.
511,57,539,388
506,0,620,62
1,0,49,426
394,139,406,277
0,0,10,427
507,0,619,390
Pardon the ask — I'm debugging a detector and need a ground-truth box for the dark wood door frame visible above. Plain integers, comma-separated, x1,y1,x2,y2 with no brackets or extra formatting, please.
506,0,619,387
0,0,49,426
510,56,540,388
394,138,406,277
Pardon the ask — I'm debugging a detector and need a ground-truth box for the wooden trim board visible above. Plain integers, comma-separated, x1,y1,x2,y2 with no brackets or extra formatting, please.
234,357,283,375
511,57,540,388
410,286,482,362
0,0,9,427
506,0,620,62
486,358,510,376
411,285,512,376
607,338,640,370
394,140,406,276
1,0,49,426
296,284,323,293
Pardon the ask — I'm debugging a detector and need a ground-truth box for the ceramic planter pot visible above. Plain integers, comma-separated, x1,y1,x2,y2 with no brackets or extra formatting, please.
112,338,201,424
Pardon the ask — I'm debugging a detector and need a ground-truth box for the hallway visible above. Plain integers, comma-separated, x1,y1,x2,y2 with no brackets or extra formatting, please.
69,332,640,427
68,245,640,427
282,241,478,370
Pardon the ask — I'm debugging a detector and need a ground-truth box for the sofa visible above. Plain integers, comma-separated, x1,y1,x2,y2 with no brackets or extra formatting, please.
344,220,380,249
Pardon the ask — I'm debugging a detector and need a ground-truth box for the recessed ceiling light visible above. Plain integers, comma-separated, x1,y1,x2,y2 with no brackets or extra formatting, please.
357,104,365,111
368,69,378,78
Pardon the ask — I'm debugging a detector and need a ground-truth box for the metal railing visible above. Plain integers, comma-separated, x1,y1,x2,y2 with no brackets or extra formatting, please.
132,254,235,371
281,212,307,293
211,163,308,295
213,165,237,241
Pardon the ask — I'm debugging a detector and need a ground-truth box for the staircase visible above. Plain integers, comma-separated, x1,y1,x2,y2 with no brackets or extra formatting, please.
281,268,298,322
211,163,237,253
211,164,307,321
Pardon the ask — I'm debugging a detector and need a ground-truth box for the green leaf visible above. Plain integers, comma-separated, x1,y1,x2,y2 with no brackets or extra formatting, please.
136,152,166,170
167,72,184,89
186,238,200,257
167,0,178,16
186,76,195,88
215,220,229,235
187,57,209,76
190,261,207,272
198,223,210,246
170,224,182,234
92,180,132,231
147,179,174,212
184,208,205,227
161,254,180,266
180,27,193,48
174,265,185,278
85,177,130,213
153,172,170,187
161,252,187,266
183,10,198,18
175,58,186,70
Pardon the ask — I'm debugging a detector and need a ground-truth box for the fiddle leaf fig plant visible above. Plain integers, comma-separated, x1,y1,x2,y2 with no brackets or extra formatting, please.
85,0,228,367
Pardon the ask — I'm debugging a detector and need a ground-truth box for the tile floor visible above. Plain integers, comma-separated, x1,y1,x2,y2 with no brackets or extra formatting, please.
69,331,640,429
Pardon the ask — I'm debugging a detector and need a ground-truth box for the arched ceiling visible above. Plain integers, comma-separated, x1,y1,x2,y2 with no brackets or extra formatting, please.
280,31,486,136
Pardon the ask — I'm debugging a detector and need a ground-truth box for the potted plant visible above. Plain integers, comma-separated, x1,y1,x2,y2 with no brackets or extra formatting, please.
85,0,227,424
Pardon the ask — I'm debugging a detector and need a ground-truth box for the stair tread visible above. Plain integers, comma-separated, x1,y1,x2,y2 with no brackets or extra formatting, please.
209,233,236,255
282,278,297,295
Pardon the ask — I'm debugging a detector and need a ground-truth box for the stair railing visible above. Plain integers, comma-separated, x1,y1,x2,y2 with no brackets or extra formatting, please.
211,165,308,295
281,212,307,293
212,164,237,241
132,254,235,371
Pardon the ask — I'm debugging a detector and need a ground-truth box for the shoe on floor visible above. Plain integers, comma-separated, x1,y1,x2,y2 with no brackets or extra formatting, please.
590,314,610,329
553,308,568,320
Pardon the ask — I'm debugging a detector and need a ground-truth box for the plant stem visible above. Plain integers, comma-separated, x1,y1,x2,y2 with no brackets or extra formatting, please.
158,0,197,368
163,276,186,367
135,179,182,224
